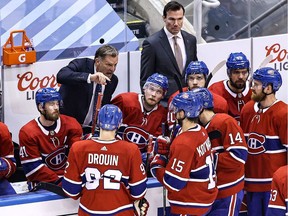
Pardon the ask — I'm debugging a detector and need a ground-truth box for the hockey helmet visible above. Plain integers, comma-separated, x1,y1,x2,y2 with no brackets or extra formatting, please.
191,87,214,109
97,104,123,131
144,73,169,94
226,52,250,75
35,88,62,106
252,67,282,92
185,61,209,80
170,91,203,118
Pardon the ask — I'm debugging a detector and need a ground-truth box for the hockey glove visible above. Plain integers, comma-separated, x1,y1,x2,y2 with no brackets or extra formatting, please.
150,154,167,178
134,197,149,216
0,158,8,179
154,135,170,157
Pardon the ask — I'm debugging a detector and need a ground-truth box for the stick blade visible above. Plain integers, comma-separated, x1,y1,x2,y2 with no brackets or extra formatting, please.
258,54,273,68
205,60,226,88
211,60,226,76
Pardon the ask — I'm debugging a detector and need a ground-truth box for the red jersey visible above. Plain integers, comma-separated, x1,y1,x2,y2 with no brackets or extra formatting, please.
19,115,82,184
62,138,147,216
267,165,288,215
167,87,228,129
154,124,218,215
240,100,287,192
205,113,248,199
209,80,252,122
111,92,167,149
0,122,16,178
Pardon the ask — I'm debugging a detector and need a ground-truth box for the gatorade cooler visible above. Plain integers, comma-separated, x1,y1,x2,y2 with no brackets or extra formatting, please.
2,30,36,66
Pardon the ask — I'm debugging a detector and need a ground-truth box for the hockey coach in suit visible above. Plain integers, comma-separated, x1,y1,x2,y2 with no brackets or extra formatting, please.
57,44,119,128
140,1,198,107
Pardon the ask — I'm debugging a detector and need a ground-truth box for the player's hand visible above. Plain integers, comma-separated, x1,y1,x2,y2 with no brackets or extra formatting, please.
0,158,8,179
154,135,170,157
134,197,149,216
150,154,167,168
150,154,167,178
90,72,110,85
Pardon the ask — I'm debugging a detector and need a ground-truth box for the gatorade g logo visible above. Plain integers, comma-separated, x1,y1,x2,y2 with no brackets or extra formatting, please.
247,133,266,154
45,147,67,170
18,53,26,63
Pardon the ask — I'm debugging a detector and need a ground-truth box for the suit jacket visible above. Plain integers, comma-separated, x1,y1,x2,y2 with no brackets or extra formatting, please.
141,28,197,103
57,58,118,125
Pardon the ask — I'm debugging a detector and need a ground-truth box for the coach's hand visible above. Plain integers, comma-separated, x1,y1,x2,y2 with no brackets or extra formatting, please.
91,72,110,85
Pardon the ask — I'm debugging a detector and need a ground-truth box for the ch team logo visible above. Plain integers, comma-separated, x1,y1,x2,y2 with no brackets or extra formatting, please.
45,147,67,170
122,126,150,150
247,133,266,154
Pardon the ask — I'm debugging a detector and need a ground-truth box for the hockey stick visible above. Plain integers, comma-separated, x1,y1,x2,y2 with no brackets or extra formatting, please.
30,182,67,197
146,135,153,174
205,60,226,88
161,122,167,216
258,54,273,68
248,54,274,87
91,92,103,134
169,75,183,142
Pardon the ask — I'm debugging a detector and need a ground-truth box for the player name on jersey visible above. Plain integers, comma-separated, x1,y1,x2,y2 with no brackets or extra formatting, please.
196,138,212,157
88,153,119,166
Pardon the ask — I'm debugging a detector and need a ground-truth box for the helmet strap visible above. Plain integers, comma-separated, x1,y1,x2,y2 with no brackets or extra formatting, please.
259,89,268,101
263,84,274,95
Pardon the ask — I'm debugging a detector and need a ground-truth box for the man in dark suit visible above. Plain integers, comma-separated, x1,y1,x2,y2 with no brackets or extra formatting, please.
141,1,198,107
57,45,119,132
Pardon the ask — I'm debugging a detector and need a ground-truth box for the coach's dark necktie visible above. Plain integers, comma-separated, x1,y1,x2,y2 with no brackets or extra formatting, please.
173,36,183,73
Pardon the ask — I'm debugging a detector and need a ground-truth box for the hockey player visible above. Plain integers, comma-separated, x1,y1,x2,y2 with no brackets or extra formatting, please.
209,52,252,123
150,91,217,215
240,67,287,216
0,122,17,195
111,73,168,163
19,88,82,188
193,87,248,216
267,165,288,216
168,61,228,113
62,104,148,216
167,61,228,130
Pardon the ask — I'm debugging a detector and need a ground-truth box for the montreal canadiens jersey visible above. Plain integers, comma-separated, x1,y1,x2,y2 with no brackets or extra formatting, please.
240,100,287,192
62,138,147,216
167,87,228,129
154,124,218,215
19,115,82,184
267,165,288,216
206,113,248,199
209,80,252,122
111,92,167,149
0,122,16,178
